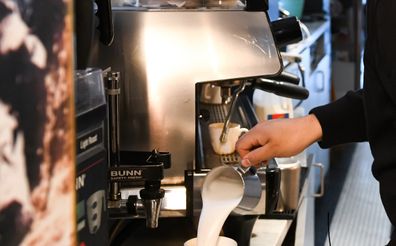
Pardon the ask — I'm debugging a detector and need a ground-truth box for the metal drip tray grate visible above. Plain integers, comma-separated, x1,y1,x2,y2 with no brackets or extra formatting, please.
220,154,240,165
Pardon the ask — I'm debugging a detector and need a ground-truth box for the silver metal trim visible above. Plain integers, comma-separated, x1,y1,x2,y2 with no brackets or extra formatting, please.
312,162,324,198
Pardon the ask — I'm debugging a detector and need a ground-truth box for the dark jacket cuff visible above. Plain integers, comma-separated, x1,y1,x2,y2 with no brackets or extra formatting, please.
309,90,368,148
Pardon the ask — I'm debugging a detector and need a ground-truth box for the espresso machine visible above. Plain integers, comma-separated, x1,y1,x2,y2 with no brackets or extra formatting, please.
81,0,307,244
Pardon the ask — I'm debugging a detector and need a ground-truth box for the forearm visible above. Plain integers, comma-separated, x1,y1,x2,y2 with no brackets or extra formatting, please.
302,113,323,145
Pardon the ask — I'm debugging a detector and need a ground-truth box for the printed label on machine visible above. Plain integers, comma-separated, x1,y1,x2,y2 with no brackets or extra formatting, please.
267,113,290,120
77,126,103,155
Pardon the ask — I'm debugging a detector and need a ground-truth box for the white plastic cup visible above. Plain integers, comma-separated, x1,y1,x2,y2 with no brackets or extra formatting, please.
184,236,237,246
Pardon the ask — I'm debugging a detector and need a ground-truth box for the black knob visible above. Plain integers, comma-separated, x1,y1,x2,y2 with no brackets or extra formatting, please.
245,0,268,11
126,195,138,215
271,71,300,85
140,181,165,200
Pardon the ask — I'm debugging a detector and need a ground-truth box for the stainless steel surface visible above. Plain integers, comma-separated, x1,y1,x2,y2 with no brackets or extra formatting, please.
121,186,187,212
220,81,247,143
294,166,315,246
142,198,163,228
115,186,187,218
276,161,301,211
233,166,262,214
312,163,324,198
235,164,250,174
91,10,282,184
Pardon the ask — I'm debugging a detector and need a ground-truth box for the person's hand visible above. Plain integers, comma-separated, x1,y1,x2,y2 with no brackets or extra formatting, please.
235,114,323,167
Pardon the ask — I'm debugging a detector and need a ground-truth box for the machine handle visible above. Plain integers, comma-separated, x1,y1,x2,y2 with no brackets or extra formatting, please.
271,16,303,48
254,78,309,100
74,0,94,69
271,71,300,85
95,0,114,46
245,0,268,11
312,163,324,198
75,0,114,68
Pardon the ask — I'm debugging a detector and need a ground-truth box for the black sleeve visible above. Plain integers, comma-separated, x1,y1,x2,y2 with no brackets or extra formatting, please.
309,89,368,148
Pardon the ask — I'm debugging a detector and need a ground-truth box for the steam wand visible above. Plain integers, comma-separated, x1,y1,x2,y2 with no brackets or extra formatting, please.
220,81,247,143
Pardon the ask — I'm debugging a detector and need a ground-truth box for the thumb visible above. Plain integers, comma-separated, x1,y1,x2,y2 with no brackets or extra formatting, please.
240,144,273,167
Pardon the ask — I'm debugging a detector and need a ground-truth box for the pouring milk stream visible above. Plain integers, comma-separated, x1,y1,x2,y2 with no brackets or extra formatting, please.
196,166,244,246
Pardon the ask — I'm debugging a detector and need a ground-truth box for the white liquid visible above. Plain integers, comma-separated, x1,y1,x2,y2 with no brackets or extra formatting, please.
197,173,244,246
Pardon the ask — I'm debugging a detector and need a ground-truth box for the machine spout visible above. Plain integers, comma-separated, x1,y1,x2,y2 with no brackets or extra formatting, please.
140,180,165,228
141,198,163,228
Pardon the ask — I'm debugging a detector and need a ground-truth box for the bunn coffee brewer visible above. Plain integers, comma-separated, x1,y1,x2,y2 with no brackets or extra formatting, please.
104,71,170,229
86,0,306,245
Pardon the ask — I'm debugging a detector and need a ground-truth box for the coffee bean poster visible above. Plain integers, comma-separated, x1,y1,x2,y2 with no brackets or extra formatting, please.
0,0,76,245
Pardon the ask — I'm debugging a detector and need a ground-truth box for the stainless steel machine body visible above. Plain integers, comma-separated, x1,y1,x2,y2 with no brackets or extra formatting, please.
91,9,282,217
92,9,281,176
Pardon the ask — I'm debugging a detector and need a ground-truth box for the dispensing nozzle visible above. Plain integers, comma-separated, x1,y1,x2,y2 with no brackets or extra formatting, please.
139,181,165,228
